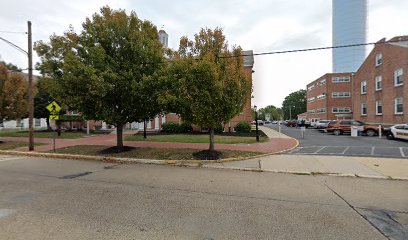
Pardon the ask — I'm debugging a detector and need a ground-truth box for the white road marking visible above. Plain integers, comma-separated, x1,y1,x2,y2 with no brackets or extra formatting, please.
400,147,406,157
0,156,25,162
341,146,350,154
314,146,326,154
371,147,375,156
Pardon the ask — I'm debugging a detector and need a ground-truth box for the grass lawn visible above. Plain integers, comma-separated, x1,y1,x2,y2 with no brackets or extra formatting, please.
0,141,45,150
0,130,100,139
52,145,262,160
125,134,268,144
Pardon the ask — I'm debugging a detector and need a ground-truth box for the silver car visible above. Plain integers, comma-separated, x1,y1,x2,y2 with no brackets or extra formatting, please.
315,120,330,129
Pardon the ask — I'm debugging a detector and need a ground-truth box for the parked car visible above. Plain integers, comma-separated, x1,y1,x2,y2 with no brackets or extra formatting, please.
264,120,271,124
272,121,278,124
315,120,330,129
286,120,298,127
310,118,320,128
297,120,311,128
326,120,382,136
385,124,408,140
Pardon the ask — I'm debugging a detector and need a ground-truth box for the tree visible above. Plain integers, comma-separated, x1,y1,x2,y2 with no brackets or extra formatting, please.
281,89,306,120
163,28,250,152
0,64,29,121
34,78,53,129
35,6,165,149
258,105,281,121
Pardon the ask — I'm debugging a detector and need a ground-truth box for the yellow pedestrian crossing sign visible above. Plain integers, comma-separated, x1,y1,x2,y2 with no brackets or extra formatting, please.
49,115,59,120
46,101,61,115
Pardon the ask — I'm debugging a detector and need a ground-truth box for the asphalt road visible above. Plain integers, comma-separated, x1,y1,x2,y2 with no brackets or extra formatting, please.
0,155,407,239
267,124,408,158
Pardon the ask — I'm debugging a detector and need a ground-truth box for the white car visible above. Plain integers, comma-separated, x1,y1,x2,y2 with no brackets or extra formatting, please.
315,120,330,129
386,124,408,140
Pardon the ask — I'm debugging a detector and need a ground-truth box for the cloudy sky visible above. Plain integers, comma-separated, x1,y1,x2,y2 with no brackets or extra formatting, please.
0,0,407,108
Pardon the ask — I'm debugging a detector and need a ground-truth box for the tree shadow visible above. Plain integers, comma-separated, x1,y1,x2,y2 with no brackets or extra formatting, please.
193,150,223,160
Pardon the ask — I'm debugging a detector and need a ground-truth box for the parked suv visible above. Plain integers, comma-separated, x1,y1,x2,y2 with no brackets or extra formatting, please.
326,120,382,136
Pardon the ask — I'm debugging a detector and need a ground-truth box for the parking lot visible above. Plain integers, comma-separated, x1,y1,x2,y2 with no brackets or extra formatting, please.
267,124,408,158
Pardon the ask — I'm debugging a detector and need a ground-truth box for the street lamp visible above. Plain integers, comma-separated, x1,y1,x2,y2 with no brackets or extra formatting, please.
254,105,259,142
289,105,296,120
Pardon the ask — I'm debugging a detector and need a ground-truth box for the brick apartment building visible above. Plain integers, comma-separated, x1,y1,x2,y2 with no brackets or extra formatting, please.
306,72,353,121
353,36,408,125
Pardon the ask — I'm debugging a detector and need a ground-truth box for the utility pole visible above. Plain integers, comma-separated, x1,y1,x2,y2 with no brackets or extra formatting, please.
289,106,292,120
28,21,34,151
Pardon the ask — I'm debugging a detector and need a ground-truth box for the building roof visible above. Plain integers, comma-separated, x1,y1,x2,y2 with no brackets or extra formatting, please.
388,35,408,48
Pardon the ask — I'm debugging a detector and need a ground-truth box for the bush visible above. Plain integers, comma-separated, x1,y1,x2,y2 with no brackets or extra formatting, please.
235,122,251,133
180,122,193,132
162,122,181,133
214,124,224,133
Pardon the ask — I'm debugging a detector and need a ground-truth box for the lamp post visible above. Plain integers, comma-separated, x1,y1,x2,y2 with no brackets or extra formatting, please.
288,105,296,120
254,105,259,142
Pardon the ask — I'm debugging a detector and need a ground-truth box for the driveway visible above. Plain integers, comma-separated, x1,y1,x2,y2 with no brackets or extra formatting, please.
267,124,408,158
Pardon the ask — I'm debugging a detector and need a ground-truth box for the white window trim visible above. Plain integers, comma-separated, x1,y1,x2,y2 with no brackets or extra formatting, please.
332,107,351,114
375,76,382,91
394,68,404,87
375,101,383,116
361,103,367,116
361,81,367,94
375,53,383,67
395,97,403,115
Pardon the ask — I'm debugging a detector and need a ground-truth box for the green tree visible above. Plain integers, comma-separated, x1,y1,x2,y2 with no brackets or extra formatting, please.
0,64,28,120
281,89,306,120
35,6,165,149
0,61,22,72
162,28,250,152
34,78,53,129
258,105,281,121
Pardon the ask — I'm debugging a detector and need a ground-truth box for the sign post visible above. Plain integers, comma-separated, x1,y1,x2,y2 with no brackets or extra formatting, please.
46,101,61,152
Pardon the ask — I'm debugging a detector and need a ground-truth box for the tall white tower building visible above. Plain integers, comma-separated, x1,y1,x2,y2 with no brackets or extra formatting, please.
158,29,168,48
332,0,367,73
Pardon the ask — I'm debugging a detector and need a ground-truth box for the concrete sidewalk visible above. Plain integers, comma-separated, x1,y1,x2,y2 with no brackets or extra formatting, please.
204,154,408,180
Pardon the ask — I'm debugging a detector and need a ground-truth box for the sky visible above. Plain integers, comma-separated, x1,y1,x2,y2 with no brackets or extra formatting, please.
0,0,407,108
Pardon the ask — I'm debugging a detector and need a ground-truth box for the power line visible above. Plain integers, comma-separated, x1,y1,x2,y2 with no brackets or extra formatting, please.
0,36,28,55
0,30,27,34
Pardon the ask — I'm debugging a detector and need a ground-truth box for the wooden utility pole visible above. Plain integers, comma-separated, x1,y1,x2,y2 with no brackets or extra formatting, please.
28,21,34,151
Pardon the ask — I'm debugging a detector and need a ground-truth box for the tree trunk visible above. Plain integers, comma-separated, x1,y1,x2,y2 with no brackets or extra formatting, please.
209,127,215,151
46,118,50,131
143,119,147,139
116,123,124,149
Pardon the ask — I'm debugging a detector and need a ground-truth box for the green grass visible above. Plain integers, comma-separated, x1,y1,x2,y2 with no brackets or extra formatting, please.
0,130,99,139
51,145,262,160
0,141,45,150
125,134,268,144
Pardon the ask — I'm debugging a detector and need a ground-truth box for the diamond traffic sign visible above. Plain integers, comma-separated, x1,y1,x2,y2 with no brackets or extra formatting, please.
46,101,61,115
49,115,59,120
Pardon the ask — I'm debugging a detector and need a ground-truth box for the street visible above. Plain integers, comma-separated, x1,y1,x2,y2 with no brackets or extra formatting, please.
0,155,407,239
267,124,408,158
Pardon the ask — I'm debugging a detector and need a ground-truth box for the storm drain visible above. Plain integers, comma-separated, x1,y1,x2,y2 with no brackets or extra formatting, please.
59,171,93,179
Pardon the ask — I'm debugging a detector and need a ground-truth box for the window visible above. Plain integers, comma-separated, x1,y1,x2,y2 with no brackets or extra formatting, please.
332,92,351,98
394,68,404,86
308,97,315,103
308,109,315,114
317,108,326,113
318,79,326,86
307,84,315,91
375,53,383,66
376,101,383,115
395,97,403,114
361,81,367,94
317,93,326,100
35,118,41,127
361,103,367,116
332,107,351,113
332,76,350,83
375,76,382,91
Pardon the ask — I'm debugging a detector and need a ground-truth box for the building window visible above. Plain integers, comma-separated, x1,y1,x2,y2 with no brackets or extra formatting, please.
332,107,351,113
308,97,315,103
394,68,404,86
361,103,367,116
35,118,41,127
375,53,383,66
307,84,315,91
332,76,350,83
376,101,383,115
317,93,326,100
317,108,326,113
361,81,367,94
395,97,403,114
375,76,382,91
332,92,350,98
308,109,315,114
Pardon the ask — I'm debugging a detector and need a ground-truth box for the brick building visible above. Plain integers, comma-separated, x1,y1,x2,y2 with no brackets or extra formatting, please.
306,72,353,121
352,36,408,125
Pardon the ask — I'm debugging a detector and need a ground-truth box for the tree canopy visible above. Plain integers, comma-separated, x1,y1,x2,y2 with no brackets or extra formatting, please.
162,28,251,152
281,89,306,120
35,6,165,148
